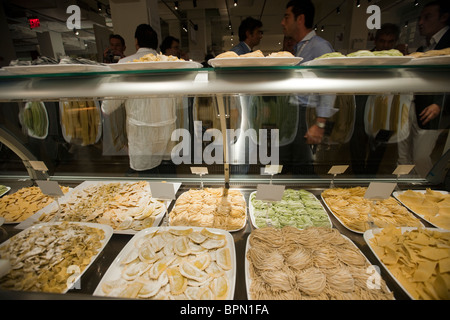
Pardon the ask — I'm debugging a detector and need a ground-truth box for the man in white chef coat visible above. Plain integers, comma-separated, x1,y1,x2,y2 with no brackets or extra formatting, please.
101,24,177,172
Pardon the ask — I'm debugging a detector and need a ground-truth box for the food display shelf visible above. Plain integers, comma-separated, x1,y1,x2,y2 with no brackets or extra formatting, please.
2,179,440,300
0,65,449,102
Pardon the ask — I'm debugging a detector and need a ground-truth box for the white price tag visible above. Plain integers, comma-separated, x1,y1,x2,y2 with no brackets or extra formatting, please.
364,182,396,201
36,180,64,197
149,182,176,201
263,165,283,175
190,167,208,175
255,184,285,202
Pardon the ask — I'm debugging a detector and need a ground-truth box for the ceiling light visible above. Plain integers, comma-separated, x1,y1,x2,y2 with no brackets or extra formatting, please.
414,0,419,6
174,1,179,10
321,25,324,32
356,0,361,8
234,0,238,7
73,28,79,36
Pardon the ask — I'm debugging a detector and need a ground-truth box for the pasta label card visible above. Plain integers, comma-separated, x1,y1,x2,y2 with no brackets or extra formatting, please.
364,182,396,200
149,182,176,200
29,161,48,172
255,184,285,202
393,165,415,175
328,165,349,175
191,167,208,175
263,165,283,175
36,180,64,197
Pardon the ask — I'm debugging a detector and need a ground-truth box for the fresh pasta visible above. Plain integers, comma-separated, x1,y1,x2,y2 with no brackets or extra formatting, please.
322,187,421,232
246,227,394,300
170,188,246,231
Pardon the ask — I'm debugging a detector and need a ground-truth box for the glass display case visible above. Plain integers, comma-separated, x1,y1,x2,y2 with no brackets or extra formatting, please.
0,63,449,300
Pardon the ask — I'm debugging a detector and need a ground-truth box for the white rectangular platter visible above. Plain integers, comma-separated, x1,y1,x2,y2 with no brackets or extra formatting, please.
208,57,303,67
0,221,112,293
94,226,236,300
248,190,332,229
303,56,412,66
108,61,202,71
363,227,450,300
169,188,247,232
245,231,393,300
393,190,449,229
16,181,181,235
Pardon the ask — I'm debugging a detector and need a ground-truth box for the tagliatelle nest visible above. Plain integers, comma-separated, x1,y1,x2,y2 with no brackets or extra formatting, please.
246,227,394,300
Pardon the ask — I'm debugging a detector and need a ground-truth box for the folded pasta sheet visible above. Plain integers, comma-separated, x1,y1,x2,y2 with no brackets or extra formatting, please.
369,226,450,300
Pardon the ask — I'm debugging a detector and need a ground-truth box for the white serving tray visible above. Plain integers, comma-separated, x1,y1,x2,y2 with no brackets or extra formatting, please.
93,226,236,300
169,189,247,232
208,57,303,67
108,60,202,71
16,181,181,234
0,186,10,198
0,221,113,293
303,56,412,66
3,64,110,75
248,190,331,229
321,193,424,234
407,55,450,65
364,227,450,300
245,231,393,300
393,190,449,229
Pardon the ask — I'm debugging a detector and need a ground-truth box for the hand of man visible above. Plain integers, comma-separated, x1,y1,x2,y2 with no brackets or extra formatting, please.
304,124,325,145
419,104,441,125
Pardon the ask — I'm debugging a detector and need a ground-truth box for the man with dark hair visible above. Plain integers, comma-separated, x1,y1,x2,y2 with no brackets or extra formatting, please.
281,0,333,63
160,36,181,57
119,24,158,63
373,23,400,51
231,17,263,55
398,0,450,177
281,0,336,145
103,34,126,63
418,0,450,52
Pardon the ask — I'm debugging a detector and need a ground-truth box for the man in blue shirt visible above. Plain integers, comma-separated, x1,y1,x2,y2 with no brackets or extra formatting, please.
231,17,263,55
279,0,336,174
282,0,336,147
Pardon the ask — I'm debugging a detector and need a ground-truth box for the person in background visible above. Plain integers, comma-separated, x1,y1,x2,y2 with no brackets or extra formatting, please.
282,0,334,64
119,24,158,63
417,0,450,52
103,34,126,63
398,0,450,177
160,36,181,58
102,24,177,172
231,17,263,55
278,0,337,175
281,0,336,145
373,23,400,51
